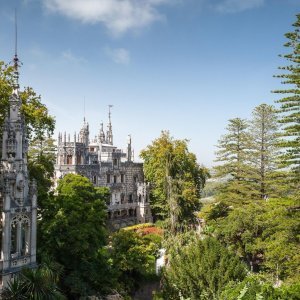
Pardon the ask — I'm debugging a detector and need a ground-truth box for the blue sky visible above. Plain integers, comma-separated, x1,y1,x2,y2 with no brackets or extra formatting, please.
0,0,299,167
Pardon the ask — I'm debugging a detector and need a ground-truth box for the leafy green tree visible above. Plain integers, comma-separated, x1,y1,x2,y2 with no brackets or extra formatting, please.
273,14,300,190
214,118,252,202
221,274,300,300
110,230,159,293
0,61,55,140
162,236,247,300
28,137,56,209
140,131,209,227
211,199,300,281
248,104,280,199
38,174,113,298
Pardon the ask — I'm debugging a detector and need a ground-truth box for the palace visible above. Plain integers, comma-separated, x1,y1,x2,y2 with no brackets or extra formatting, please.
55,108,152,229
0,53,37,288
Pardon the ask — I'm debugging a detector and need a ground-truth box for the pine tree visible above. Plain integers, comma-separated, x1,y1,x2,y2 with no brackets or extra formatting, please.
214,118,252,202
248,104,280,199
273,14,300,188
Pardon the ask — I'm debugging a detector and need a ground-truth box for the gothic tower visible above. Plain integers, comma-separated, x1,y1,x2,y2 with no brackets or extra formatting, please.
106,105,113,145
98,122,105,143
0,48,37,288
79,118,89,146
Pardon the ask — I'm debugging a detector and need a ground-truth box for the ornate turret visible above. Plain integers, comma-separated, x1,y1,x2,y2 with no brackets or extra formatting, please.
79,118,89,146
106,105,113,145
98,122,105,143
127,134,132,162
0,22,37,289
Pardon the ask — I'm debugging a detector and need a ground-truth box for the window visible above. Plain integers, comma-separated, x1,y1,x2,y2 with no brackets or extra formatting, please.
67,155,72,165
133,176,137,183
11,223,17,255
114,175,117,183
129,194,133,203
77,154,81,165
107,174,110,183
20,224,29,256
93,176,97,184
121,174,124,183
113,158,118,166
11,214,30,258
121,194,125,204
90,147,94,152
138,194,142,202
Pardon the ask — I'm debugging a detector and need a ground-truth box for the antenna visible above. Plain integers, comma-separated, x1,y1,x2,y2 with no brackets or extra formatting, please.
15,9,17,57
83,97,86,122
108,104,113,122
12,8,20,91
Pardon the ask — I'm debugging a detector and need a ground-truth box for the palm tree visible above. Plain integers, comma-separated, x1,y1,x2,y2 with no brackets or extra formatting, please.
2,265,65,300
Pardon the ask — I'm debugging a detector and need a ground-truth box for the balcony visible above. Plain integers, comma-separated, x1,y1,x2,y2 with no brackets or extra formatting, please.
107,202,137,211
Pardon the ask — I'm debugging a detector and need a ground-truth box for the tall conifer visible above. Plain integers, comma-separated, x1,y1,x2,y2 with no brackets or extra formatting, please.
273,14,300,185
248,104,280,199
214,118,252,202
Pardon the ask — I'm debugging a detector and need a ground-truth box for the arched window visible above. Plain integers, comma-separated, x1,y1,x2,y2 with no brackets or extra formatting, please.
138,194,142,202
67,155,72,165
11,214,30,258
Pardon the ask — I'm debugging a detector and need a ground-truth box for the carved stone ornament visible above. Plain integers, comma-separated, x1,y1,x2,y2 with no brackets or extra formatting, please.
11,214,30,226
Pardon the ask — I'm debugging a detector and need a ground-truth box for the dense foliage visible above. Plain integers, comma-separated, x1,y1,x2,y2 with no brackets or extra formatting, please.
1,262,65,300
161,236,247,300
38,174,113,298
140,131,209,229
110,229,161,294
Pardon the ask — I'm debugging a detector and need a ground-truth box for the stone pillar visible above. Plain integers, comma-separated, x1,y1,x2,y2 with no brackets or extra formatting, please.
2,130,8,160
30,181,37,264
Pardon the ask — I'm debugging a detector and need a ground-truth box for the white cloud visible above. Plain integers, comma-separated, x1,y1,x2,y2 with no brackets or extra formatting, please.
105,47,130,65
44,0,171,35
214,0,265,13
28,45,47,59
61,50,87,64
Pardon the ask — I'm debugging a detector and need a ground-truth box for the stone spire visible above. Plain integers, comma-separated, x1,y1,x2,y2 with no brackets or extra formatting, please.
0,16,37,289
98,122,105,143
127,134,132,162
106,105,113,145
79,118,89,146
12,10,20,97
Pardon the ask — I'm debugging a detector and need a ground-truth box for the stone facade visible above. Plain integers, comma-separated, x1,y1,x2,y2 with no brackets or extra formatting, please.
55,109,152,229
0,54,37,289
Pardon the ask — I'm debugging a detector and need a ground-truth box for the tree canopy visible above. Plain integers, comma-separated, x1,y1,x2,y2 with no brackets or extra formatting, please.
38,174,113,298
140,131,209,228
162,236,247,300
